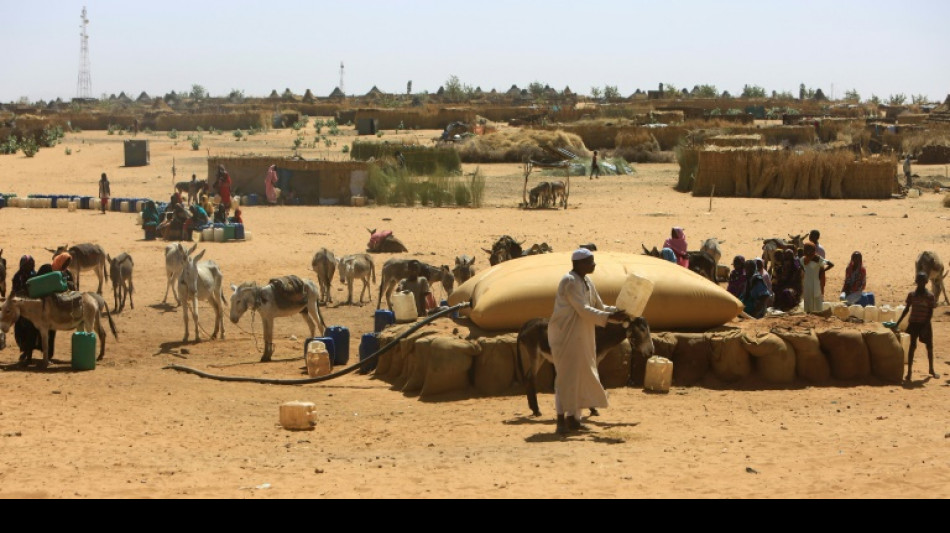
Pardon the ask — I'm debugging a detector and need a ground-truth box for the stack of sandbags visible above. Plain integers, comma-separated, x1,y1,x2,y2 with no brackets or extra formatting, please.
742,332,797,384
708,330,751,383
671,334,711,386
475,334,518,396
818,329,871,381
863,329,904,383
598,340,632,389
775,328,830,384
421,337,479,397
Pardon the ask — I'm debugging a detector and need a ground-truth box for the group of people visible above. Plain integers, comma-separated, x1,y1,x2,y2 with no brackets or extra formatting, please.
154,167,243,241
9,253,77,362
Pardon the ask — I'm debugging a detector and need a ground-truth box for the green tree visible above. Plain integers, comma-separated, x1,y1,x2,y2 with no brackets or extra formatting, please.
590,86,603,99
444,75,474,103
741,85,767,98
528,82,546,98
912,94,929,105
844,89,861,103
190,84,208,101
888,94,907,106
694,85,718,98
869,94,881,105
604,85,621,100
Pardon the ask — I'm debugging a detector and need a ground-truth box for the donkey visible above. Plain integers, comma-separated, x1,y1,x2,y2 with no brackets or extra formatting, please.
483,236,525,266
163,243,193,306
179,249,226,343
175,179,209,205
230,276,327,362
0,249,6,299
699,238,725,267
338,254,376,306
0,292,118,369
108,253,135,312
377,259,454,310
452,255,477,287
550,181,567,209
916,251,950,305
516,317,654,418
311,248,336,304
528,182,553,208
762,234,806,276
47,244,108,295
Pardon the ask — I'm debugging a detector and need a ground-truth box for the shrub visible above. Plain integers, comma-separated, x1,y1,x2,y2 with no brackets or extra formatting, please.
1,137,19,155
469,167,486,208
367,165,393,206
65,147,72,156
376,131,384,138
21,137,39,158
454,181,472,206
342,145,350,154
168,129,179,140
190,135,202,151
233,130,244,140
107,124,117,135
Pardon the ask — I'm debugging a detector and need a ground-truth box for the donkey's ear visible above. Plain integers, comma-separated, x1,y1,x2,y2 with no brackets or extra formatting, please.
230,284,238,293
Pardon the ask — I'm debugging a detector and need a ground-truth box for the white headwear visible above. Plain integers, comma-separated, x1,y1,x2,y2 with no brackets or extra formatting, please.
572,249,594,261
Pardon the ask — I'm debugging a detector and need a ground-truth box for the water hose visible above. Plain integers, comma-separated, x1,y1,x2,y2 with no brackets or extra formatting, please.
164,302,470,386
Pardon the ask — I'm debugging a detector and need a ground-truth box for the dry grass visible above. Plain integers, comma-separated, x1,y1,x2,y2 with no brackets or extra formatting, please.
456,129,589,163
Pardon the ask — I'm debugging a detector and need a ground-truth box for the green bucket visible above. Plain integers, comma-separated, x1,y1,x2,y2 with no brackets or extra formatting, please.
71,332,97,371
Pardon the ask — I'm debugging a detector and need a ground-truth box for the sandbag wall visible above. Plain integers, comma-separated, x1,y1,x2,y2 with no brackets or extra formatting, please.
374,321,906,400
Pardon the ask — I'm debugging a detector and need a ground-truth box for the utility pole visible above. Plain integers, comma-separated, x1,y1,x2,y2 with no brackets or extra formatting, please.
77,6,92,100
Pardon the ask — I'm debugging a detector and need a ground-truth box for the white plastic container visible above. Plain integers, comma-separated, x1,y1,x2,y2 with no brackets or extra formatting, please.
900,333,911,364
232,196,240,207
306,341,332,378
392,291,418,323
213,227,226,243
644,357,674,393
615,273,656,318
879,307,897,323
243,231,253,242
201,228,214,242
136,202,145,213
42,198,52,209
279,401,317,431
908,189,921,199
91,198,101,211
119,201,130,213
849,305,865,320
832,304,851,321
68,201,78,212
9,197,20,208
57,199,69,209
863,306,880,323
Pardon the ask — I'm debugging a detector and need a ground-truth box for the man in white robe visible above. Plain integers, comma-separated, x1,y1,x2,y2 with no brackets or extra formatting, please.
549,249,627,435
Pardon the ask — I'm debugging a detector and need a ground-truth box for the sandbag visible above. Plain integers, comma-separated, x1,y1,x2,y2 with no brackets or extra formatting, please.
420,337,478,397
652,332,679,358
374,328,403,377
818,329,871,381
709,331,751,383
742,333,796,384
448,252,743,332
403,337,434,393
864,329,904,383
598,340,632,389
671,334,710,386
475,335,517,396
776,329,831,384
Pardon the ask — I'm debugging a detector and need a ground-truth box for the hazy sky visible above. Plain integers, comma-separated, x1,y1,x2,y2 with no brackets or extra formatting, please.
3,0,948,103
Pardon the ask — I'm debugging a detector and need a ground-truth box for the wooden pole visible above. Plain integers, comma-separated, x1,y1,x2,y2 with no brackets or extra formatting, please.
709,185,715,213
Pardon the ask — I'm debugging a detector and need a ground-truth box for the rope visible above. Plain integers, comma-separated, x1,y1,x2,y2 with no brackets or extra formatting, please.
164,303,470,386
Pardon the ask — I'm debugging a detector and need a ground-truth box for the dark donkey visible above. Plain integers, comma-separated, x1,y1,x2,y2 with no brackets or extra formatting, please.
46,244,109,295
517,317,654,418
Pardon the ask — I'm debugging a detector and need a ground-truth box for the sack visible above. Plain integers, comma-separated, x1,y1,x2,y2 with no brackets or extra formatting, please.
818,329,871,381
403,337,434,393
864,329,904,383
671,334,711,386
776,329,830,384
448,252,743,332
709,331,751,383
598,340,632,389
421,337,478,397
743,333,796,384
475,335,517,396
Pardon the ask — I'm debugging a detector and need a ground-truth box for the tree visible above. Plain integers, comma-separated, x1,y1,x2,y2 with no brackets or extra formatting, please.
190,84,207,101
912,94,929,105
869,94,881,105
741,85,767,98
814,89,827,101
888,94,907,106
590,86,603,99
228,89,245,103
528,82,546,98
444,75,467,103
604,85,621,100
721,91,733,99
663,83,678,98
843,89,861,103
694,85,718,98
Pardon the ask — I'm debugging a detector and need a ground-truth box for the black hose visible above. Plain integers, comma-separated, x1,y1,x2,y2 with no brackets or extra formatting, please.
164,302,471,386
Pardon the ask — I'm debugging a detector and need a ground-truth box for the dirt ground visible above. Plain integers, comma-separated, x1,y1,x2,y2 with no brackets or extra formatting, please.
1,128,949,499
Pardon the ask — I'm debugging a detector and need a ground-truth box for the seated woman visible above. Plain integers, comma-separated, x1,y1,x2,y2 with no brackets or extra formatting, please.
664,227,689,268
742,259,772,319
159,203,192,241
229,208,244,225
213,203,228,224
841,252,867,306
726,255,747,300
190,204,210,228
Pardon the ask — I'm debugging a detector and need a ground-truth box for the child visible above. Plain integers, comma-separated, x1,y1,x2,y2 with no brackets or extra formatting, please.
802,243,834,314
897,272,940,381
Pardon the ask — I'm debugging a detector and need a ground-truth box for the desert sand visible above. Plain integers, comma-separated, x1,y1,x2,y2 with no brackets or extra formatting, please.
0,128,948,499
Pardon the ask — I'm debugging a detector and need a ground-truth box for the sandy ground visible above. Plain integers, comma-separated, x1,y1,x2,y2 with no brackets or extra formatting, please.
1,128,949,499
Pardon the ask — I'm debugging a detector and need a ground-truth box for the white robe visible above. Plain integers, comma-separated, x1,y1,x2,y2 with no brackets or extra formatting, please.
548,271,616,416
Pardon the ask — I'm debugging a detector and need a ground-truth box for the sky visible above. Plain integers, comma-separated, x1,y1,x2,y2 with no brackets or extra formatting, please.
2,0,948,103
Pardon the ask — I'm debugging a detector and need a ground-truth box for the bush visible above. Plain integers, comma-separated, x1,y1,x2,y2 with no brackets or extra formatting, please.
65,147,72,156
342,145,350,154
0,137,18,155
367,165,393,206
21,137,39,158
454,181,472,206
233,130,244,140
469,167,486,208
168,129,179,140
189,134,202,151
41,126,65,148
107,124,117,135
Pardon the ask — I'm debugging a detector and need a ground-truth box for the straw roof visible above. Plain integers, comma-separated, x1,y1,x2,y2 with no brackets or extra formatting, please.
365,86,384,98
329,87,345,99
506,85,521,97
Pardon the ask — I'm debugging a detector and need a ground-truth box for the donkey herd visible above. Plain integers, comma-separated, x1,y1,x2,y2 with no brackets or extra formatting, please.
1,233,947,386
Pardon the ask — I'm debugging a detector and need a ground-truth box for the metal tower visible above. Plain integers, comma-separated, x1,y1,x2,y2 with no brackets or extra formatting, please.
339,62,345,96
76,7,92,100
